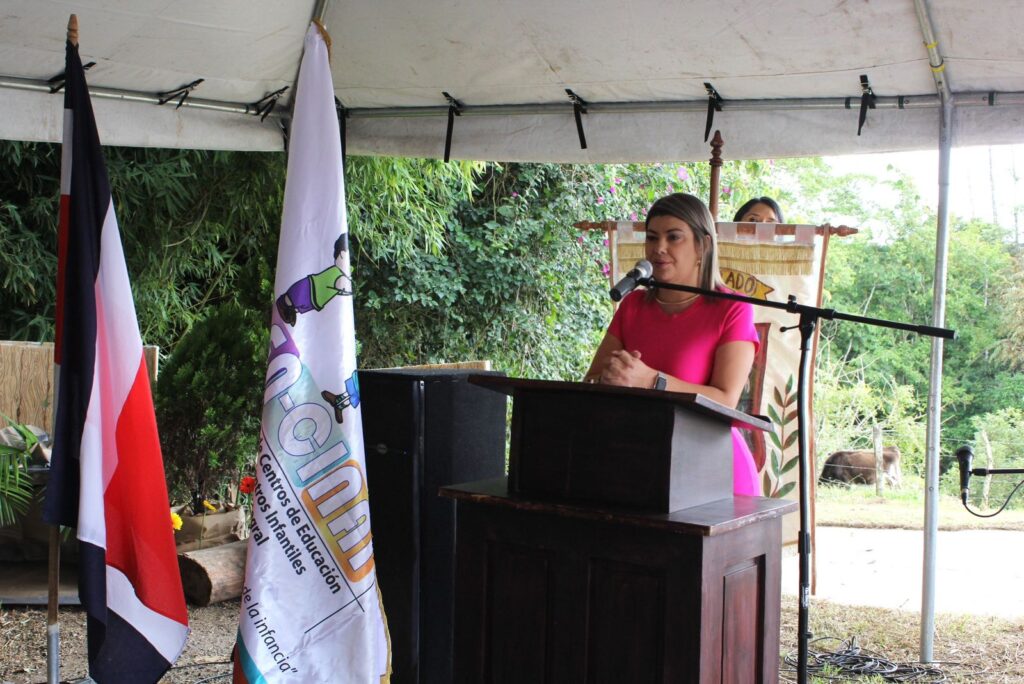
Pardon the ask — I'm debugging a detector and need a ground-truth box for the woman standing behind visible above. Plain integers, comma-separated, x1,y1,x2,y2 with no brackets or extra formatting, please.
584,192,761,496
733,196,784,223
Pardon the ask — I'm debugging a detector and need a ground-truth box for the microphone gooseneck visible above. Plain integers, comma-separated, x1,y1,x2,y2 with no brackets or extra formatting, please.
609,259,653,302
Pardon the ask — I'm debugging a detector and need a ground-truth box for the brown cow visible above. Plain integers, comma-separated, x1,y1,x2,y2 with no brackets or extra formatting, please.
818,446,902,487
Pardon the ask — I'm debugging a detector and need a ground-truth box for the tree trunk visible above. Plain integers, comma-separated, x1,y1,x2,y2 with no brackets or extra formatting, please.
178,539,247,606
980,429,994,509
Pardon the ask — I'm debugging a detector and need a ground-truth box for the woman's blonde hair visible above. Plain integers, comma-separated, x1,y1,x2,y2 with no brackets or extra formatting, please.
645,192,725,290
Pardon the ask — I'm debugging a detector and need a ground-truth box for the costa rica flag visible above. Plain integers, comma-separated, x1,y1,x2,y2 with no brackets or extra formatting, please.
44,27,189,684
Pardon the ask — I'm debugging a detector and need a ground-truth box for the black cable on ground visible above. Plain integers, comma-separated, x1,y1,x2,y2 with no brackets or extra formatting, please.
779,636,966,682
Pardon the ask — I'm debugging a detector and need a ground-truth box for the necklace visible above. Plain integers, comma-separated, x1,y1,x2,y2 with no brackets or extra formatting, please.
655,292,699,306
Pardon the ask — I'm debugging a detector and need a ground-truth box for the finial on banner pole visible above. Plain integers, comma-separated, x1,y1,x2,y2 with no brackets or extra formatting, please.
312,18,333,59
67,14,78,46
709,130,724,221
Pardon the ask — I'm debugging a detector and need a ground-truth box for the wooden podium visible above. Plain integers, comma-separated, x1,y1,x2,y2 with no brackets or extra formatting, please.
471,375,772,512
440,378,796,683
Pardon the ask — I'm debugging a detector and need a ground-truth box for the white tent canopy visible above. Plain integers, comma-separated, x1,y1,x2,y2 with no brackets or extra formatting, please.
0,0,1012,669
2,0,1024,160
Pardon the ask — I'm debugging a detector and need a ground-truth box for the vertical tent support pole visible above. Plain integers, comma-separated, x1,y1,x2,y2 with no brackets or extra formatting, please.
921,92,953,662
914,0,953,662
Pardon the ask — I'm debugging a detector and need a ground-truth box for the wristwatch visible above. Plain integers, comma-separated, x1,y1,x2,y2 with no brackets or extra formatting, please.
653,373,668,391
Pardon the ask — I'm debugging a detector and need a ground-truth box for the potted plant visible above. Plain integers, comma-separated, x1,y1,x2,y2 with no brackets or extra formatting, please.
156,303,267,549
0,420,39,528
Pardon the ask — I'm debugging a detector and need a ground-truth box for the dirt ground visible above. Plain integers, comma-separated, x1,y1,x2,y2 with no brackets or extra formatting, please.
4,526,1024,682
5,595,1024,683
0,601,239,684
784,526,1024,618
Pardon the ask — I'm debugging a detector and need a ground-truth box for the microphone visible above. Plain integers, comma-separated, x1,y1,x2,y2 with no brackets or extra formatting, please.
609,260,653,302
956,445,974,505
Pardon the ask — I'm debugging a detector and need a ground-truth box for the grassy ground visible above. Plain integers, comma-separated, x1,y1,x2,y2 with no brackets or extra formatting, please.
801,483,1024,681
814,483,1024,531
780,598,1024,683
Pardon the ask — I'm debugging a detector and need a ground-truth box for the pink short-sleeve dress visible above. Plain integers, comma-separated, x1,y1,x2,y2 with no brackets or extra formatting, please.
608,289,761,496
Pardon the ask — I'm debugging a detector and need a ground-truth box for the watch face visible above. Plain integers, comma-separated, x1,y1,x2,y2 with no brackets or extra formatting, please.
655,374,667,391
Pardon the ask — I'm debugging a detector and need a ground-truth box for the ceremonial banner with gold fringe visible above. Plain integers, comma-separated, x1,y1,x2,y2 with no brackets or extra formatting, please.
717,222,827,551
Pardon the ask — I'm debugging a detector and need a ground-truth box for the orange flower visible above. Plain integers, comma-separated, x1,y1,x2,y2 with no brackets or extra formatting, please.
240,476,256,494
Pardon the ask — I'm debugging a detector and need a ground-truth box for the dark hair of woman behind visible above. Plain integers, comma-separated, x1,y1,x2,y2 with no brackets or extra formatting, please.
732,196,784,223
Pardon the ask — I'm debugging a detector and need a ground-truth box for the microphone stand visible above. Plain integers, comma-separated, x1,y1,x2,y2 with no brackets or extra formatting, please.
957,445,1024,515
639,278,954,684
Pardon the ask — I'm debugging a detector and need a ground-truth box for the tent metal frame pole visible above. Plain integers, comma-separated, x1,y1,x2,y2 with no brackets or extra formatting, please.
0,74,256,114
341,92,1023,119
915,0,952,663
920,93,952,663
2,71,1023,121
313,0,330,23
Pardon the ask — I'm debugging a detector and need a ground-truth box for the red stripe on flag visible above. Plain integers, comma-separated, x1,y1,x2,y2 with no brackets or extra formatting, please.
55,193,71,364
104,358,188,625
232,651,249,684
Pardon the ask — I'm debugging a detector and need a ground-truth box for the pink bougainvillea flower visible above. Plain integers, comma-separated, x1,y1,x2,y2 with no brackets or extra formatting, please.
511,191,519,198
614,177,623,185
722,185,733,195
629,211,638,221
602,238,609,247
602,263,610,275
596,196,605,205
676,166,689,182
608,185,616,195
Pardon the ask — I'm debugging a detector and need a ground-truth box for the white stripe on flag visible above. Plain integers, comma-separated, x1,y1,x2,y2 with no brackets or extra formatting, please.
76,369,106,548
107,566,189,663
60,109,72,194
95,200,144,484
77,201,141,546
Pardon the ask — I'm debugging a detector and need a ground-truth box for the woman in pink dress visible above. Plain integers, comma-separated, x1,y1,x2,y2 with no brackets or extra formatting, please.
584,192,761,496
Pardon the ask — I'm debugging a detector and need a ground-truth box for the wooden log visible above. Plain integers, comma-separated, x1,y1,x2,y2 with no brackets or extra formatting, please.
178,539,247,606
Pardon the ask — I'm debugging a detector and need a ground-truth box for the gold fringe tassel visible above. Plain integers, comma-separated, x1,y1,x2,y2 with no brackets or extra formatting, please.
719,241,814,276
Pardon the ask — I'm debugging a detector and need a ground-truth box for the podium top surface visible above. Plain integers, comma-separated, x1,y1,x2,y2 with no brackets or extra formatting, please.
439,478,797,537
469,374,771,433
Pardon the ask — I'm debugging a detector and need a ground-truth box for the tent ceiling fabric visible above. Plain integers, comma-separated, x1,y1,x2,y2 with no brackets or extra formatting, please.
1,0,1023,160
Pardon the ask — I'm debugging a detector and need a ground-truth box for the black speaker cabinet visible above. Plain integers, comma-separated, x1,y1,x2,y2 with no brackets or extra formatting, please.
359,369,507,683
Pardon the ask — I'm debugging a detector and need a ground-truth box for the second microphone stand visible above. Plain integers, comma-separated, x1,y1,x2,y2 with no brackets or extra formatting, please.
637,277,955,684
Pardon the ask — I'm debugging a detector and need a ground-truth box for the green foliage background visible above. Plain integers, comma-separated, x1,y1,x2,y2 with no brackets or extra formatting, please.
155,303,269,510
4,140,1024,505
